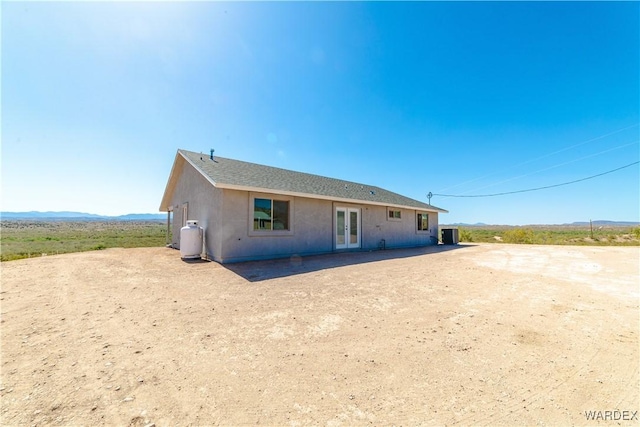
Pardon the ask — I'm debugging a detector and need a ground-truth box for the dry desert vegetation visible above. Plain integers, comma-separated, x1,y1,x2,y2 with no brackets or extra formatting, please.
1,244,638,426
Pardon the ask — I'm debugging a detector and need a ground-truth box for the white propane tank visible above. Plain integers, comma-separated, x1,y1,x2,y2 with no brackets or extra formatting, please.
180,220,203,259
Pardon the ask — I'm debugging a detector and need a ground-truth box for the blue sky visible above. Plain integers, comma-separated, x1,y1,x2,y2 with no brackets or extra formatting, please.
2,1,638,225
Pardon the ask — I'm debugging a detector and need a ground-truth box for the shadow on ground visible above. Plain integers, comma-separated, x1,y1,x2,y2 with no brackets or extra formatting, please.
181,257,212,264
223,244,473,282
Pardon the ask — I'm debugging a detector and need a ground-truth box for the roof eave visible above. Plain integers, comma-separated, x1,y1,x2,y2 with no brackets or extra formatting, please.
164,149,448,214
216,183,447,213
159,150,219,212
180,151,218,187
159,151,183,212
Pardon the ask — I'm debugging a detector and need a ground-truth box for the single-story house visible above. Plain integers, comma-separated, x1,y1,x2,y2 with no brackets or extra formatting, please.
159,149,448,263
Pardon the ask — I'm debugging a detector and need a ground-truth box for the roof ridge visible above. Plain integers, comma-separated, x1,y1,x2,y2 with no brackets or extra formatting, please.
177,149,447,212
179,149,386,190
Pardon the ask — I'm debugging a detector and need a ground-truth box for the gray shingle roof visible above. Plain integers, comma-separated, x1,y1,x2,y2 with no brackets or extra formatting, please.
179,149,447,212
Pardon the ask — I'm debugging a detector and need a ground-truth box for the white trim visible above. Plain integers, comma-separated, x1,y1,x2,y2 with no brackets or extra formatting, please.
219,183,447,213
335,207,361,249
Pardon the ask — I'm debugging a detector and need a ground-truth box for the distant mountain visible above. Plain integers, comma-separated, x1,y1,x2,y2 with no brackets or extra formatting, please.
1,211,103,219
566,220,640,227
442,220,639,227
1,211,165,221
114,213,166,220
445,222,489,226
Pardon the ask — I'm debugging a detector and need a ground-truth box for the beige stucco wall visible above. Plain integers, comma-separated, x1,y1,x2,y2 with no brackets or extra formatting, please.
216,191,439,263
217,189,334,263
360,206,439,249
168,160,222,258
168,161,440,263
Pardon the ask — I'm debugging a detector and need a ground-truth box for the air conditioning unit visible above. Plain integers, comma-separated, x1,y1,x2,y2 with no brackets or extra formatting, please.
441,228,459,245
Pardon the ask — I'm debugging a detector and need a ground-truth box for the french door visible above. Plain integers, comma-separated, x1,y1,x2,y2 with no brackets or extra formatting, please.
336,207,360,249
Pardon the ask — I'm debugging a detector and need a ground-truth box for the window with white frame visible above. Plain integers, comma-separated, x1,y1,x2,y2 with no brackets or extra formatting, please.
254,198,289,230
417,212,429,232
250,193,294,235
387,208,402,221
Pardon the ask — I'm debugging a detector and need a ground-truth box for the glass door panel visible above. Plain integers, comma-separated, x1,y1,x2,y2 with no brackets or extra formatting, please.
336,209,346,248
349,211,358,244
336,207,360,249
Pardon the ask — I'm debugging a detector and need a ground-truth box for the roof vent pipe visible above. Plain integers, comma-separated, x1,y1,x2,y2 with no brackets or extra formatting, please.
210,149,215,160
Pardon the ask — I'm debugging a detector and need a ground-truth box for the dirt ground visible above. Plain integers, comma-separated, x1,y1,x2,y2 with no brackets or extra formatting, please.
1,244,638,426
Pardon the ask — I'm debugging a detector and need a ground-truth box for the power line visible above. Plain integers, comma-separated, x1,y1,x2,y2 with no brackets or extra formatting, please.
432,161,639,198
435,123,639,193
458,140,638,195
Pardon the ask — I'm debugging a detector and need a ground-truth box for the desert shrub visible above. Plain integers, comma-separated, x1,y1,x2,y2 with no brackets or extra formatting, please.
459,228,473,242
633,226,640,238
503,228,534,244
